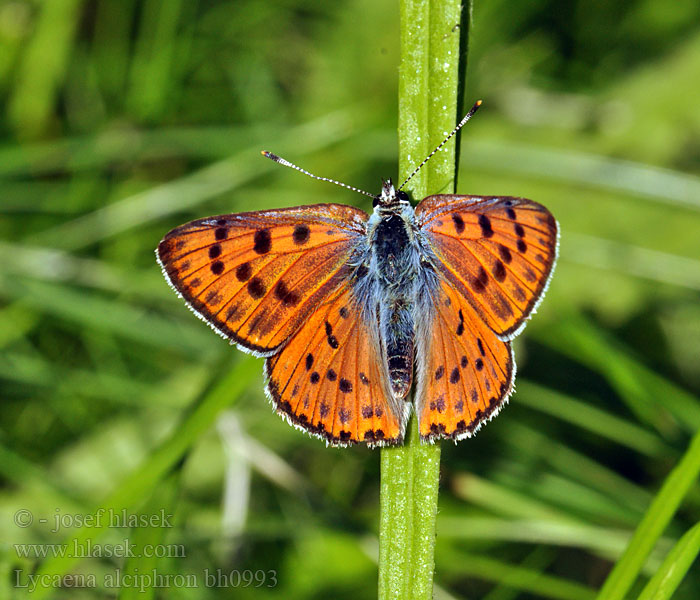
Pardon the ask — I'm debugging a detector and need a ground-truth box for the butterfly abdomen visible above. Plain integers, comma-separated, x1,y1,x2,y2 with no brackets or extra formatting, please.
383,298,414,399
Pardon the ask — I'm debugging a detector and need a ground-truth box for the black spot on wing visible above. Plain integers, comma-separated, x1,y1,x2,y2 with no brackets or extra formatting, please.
493,259,506,282
498,244,512,264
205,290,222,306
471,266,489,293
293,224,310,245
274,280,300,306
325,321,339,349
247,277,266,299
436,396,446,412
478,214,494,238
235,262,251,281
253,229,272,254
452,213,465,234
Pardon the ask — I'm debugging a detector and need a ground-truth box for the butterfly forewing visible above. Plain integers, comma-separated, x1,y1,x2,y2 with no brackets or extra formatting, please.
416,195,558,339
157,204,367,355
266,288,404,447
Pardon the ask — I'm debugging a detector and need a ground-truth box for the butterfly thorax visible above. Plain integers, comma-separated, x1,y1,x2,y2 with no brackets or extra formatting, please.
366,180,420,400
369,180,416,282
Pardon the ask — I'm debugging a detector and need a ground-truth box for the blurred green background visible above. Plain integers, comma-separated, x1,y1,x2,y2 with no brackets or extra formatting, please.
1,0,700,598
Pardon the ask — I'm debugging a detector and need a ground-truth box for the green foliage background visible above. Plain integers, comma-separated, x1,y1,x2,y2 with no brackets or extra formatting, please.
1,0,699,598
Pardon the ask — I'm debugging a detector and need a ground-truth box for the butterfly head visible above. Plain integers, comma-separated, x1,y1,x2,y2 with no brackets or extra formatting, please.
373,179,411,211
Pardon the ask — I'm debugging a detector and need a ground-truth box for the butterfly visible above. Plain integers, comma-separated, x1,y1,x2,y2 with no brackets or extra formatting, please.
156,101,558,447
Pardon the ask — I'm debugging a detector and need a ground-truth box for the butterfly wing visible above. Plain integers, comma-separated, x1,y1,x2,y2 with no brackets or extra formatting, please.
416,195,558,339
265,287,405,447
158,203,404,446
415,195,558,440
415,277,514,441
157,204,367,355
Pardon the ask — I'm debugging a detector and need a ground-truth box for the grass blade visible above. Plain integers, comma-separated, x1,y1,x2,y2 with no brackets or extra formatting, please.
596,428,700,600
439,551,597,600
636,521,700,600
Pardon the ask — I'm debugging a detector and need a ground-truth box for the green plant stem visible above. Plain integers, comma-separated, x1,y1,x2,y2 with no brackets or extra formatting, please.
379,418,442,599
378,1,468,599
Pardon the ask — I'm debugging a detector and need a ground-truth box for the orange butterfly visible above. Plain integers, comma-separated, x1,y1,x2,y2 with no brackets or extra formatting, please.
156,102,558,447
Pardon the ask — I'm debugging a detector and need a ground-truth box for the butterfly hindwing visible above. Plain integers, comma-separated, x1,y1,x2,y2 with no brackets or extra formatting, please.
416,195,558,339
416,278,514,441
157,204,367,355
265,288,404,447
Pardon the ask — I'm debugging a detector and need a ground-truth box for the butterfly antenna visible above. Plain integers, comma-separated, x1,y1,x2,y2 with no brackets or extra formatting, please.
398,100,482,191
261,151,376,199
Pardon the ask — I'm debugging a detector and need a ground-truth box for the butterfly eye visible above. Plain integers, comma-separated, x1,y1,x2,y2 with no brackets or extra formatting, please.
373,197,380,208
397,190,410,202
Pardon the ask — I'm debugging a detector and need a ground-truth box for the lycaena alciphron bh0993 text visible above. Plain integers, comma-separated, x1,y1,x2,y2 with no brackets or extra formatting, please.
157,101,559,447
